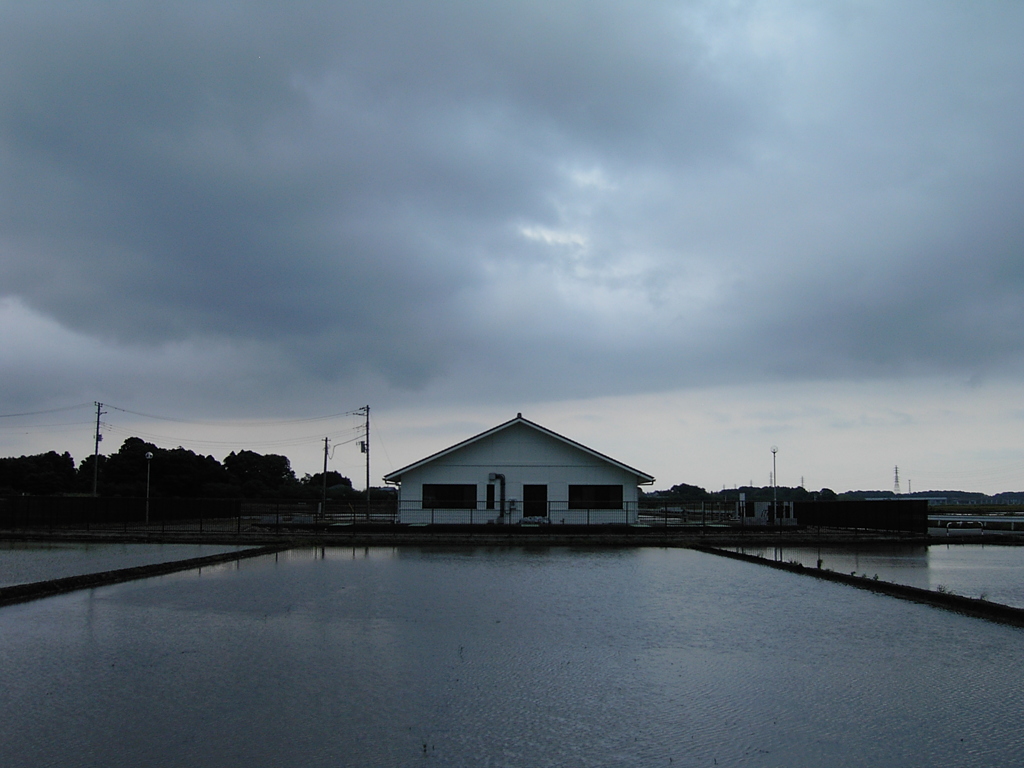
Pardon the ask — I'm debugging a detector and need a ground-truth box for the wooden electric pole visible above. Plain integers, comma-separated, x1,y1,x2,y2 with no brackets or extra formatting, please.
92,402,105,496
322,436,329,520
363,405,370,521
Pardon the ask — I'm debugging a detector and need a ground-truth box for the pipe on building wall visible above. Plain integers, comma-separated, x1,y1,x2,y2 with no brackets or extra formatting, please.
489,473,506,520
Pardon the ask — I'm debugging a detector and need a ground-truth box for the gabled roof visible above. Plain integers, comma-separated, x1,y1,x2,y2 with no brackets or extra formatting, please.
383,413,655,484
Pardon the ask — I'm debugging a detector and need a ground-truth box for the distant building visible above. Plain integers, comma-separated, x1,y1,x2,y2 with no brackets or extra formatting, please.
383,413,654,525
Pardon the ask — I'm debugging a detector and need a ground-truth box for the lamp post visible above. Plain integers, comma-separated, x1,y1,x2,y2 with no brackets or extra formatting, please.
145,452,153,525
771,446,778,529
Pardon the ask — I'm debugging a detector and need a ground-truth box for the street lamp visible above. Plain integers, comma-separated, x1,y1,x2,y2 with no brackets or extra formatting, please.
145,452,153,525
771,446,778,529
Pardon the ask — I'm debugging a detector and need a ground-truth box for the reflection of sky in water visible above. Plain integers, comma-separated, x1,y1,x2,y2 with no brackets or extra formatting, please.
2,546,1024,767
730,544,1024,608
0,541,245,587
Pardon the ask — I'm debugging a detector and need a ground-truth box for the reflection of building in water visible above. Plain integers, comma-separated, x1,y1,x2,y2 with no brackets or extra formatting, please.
384,413,654,525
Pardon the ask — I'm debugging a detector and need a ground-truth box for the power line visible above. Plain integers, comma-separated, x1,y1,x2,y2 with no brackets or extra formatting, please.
328,434,364,458
0,403,93,419
0,398,365,444
373,415,395,474
0,420,95,432
908,461,1024,483
104,403,365,426
101,422,362,450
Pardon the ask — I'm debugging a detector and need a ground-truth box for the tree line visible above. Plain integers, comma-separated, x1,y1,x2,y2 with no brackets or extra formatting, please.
6,443,1013,502
641,483,838,504
641,483,1024,504
0,437,386,500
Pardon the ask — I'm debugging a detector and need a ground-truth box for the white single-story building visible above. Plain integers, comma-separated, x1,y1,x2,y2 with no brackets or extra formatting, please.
383,413,655,525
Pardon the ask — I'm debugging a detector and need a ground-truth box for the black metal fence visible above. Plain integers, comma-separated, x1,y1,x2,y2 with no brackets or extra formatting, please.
0,496,398,534
397,500,744,527
398,500,641,526
2,496,740,532
0,496,930,534
793,499,928,534
638,502,745,528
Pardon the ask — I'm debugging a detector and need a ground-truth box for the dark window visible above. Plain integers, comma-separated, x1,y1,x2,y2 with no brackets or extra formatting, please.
523,484,548,517
486,484,495,510
568,485,623,510
422,484,477,509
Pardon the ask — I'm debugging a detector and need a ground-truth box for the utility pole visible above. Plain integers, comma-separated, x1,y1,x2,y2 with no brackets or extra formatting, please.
322,436,329,521
92,402,105,497
771,446,778,529
145,451,153,524
361,405,370,521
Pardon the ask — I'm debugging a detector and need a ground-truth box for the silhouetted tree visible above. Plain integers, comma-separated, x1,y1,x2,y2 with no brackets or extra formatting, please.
643,483,714,503
0,451,77,495
299,471,359,499
93,438,231,497
302,471,351,489
74,454,107,493
223,450,299,498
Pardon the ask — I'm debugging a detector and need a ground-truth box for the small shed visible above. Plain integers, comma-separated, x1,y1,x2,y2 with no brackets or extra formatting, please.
383,413,654,525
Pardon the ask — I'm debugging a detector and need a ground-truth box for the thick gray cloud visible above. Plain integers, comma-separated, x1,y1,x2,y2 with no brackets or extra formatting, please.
2,0,1024,415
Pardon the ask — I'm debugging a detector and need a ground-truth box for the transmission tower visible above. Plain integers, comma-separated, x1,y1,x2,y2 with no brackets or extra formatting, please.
893,465,901,495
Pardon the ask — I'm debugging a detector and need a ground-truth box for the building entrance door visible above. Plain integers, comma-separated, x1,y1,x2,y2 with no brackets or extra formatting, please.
523,485,548,517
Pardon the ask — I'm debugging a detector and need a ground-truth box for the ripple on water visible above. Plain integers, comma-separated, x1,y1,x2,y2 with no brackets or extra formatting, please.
1,546,1023,767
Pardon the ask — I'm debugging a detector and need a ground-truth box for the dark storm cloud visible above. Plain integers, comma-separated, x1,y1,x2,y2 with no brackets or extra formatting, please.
2,1,1024,410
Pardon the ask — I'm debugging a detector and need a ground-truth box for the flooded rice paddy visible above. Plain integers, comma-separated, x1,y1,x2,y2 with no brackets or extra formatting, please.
729,543,1024,608
0,540,246,588
1,545,1023,767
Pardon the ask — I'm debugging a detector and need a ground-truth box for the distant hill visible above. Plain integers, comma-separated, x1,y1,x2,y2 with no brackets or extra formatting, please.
838,489,1023,504
644,484,1024,506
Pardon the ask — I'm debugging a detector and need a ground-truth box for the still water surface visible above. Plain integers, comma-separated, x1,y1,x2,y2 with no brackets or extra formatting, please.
730,543,1024,608
0,540,245,587
1,546,1022,767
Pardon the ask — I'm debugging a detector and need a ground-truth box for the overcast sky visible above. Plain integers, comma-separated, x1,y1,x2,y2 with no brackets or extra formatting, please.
2,1,1024,493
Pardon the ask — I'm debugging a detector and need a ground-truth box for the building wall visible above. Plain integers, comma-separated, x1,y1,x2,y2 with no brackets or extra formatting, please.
396,422,642,524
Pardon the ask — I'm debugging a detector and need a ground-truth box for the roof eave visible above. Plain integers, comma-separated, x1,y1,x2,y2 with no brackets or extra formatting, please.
382,415,654,485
